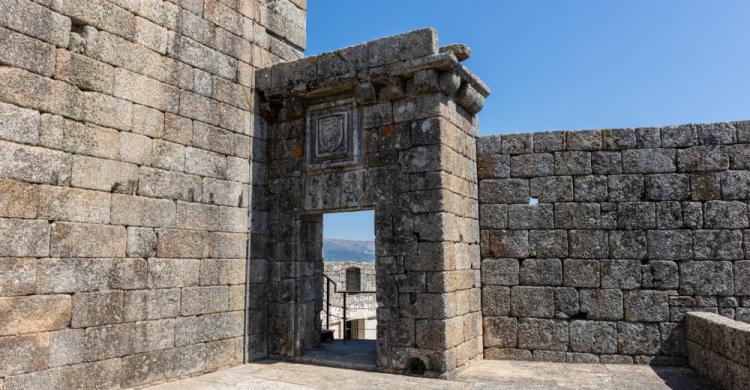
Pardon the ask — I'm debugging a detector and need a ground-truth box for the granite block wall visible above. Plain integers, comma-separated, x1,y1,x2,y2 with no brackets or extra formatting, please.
686,312,750,390
255,28,488,376
0,0,305,388
478,121,750,365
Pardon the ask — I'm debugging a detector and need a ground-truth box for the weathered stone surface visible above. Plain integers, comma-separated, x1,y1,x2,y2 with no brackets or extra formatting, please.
482,316,517,348
624,290,669,322
679,261,734,296
570,321,617,353
54,49,114,93
480,178,529,204
50,222,126,257
0,101,41,147
617,322,660,355
554,151,591,175
703,200,748,229
0,295,71,335
647,230,692,260
482,286,510,316
0,218,49,257
508,204,553,229
519,259,562,286
568,230,607,259
563,259,600,288
0,140,72,185
517,318,568,351
38,185,110,224
511,286,554,318
0,333,49,376
71,155,138,193
1,0,71,47
148,258,200,288
0,179,38,218
579,289,623,320
622,148,676,173
693,230,743,260
601,260,641,289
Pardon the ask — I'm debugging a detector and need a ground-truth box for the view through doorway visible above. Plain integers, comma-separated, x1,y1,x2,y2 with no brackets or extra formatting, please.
297,210,378,371
321,210,376,341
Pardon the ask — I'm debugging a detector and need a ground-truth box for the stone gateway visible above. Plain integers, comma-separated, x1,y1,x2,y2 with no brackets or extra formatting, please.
0,1,748,389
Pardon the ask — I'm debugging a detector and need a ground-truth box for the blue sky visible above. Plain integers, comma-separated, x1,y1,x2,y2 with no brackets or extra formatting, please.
312,1,750,240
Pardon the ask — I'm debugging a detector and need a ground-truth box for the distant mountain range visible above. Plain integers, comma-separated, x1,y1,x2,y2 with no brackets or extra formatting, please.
323,238,375,262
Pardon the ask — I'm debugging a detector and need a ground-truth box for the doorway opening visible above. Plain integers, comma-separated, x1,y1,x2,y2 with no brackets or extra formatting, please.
321,210,376,341
299,210,378,370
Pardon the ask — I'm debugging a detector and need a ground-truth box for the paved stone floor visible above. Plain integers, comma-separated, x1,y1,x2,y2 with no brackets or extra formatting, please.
294,339,378,371
143,360,715,390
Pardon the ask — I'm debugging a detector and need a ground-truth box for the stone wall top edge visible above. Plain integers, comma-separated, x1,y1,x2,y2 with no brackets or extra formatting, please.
478,119,750,143
255,27,489,102
686,311,750,330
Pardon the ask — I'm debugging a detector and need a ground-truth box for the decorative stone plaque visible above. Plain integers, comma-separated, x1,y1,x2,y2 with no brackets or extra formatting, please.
306,99,361,170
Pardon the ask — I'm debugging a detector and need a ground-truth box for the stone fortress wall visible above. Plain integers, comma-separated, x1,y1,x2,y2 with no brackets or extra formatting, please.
0,0,749,387
0,0,305,388
477,122,750,364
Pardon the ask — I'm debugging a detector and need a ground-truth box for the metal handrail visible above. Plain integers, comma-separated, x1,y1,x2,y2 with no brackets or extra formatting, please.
322,274,376,339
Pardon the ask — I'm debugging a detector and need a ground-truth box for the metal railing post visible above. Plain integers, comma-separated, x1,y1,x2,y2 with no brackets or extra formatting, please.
326,278,330,330
342,292,347,340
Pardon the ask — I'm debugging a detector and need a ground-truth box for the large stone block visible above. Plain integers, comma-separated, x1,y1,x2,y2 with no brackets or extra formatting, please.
0,258,36,296
568,230,608,259
721,170,750,200
507,204,553,229
517,318,568,351
54,49,114,94
693,230,743,260
38,185,110,224
138,167,203,202
645,173,690,201
519,258,562,286
642,260,679,289
0,295,71,335
114,68,179,113
617,202,655,229
529,230,568,258
0,140,71,185
554,151,591,175
703,200,748,229
608,230,647,259
679,261,734,296
124,288,180,322
0,179,38,218
601,259,641,289
510,286,554,318
82,92,133,132
554,203,600,229
71,155,138,193
482,286,510,316
1,0,71,47
487,230,528,258
563,259,600,288
51,0,136,40
647,230,693,260
39,115,119,160
208,232,247,259
111,194,176,228
622,148,676,173
570,320,617,353
677,146,728,172
174,311,243,347
617,322,661,355
50,222,126,257
71,291,124,328
510,153,554,177
0,218,49,257
479,178,529,204
148,258,200,288
580,289,623,320
482,316,517,348
0,100,40,146
608,174,643,201
49,329,84,367
181,286,229,315
624,290,669,322
0,333,49,376
529,176,573,202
